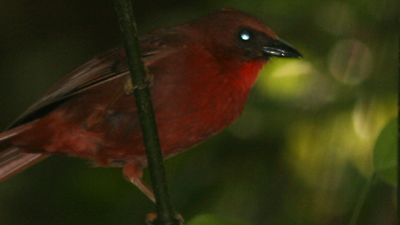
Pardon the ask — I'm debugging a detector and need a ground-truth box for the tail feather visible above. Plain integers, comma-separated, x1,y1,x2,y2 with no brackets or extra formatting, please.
0,122,47,182
0,147,48,182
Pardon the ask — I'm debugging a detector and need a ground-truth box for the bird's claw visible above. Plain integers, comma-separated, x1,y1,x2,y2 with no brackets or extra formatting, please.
146,212,184,225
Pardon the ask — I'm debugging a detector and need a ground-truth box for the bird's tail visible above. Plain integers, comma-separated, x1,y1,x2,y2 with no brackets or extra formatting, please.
0,125,48,182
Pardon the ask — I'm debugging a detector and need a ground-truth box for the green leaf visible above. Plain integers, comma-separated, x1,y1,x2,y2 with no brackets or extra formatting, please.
373,118,398,186
187,214,252,225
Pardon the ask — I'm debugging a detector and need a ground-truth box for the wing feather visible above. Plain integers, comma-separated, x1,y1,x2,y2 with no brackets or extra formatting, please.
7,27,187,129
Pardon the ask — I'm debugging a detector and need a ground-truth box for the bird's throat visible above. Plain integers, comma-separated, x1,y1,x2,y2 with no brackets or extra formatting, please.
237,60,266,91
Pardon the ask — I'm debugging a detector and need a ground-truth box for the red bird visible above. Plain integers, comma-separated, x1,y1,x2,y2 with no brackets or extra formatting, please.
0,9,301,201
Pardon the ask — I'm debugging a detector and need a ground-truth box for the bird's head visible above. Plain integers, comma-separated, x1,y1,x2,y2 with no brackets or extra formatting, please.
186,8,302,62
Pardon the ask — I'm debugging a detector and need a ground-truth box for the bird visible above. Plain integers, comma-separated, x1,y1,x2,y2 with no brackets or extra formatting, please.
0,8,301,201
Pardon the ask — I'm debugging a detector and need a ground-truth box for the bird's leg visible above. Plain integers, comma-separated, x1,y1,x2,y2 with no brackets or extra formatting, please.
123,162,155,202
124,163,183,224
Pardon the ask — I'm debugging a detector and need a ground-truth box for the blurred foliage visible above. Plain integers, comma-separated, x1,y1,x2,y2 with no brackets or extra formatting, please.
0,0,397,225
187,214,251,225
373,118,397,186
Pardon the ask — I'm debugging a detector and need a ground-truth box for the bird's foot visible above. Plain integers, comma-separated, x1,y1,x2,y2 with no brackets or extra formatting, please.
146,212,184,225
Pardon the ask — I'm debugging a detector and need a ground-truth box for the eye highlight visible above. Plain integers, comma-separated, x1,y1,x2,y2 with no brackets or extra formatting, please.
239,30,251,41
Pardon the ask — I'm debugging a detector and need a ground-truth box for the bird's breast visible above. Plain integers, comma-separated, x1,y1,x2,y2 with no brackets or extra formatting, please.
147,49,265,157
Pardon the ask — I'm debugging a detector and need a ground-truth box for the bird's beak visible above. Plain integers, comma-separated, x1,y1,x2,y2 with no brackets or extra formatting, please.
262,39,302,58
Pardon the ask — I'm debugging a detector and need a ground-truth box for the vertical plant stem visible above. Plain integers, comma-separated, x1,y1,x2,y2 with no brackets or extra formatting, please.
113,1,180,224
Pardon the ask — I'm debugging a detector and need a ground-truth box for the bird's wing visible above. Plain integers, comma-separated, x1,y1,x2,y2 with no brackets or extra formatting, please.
7,28,187,129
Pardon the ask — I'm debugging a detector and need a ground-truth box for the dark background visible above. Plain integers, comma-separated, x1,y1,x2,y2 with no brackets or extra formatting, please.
0,0,397,224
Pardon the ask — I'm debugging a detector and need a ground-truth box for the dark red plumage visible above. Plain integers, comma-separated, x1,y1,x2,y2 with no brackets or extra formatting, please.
0,8,301,200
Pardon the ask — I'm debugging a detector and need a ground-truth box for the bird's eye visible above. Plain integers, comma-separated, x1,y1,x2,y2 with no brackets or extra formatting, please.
240,30,251,41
